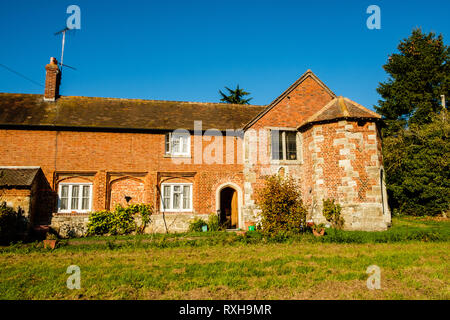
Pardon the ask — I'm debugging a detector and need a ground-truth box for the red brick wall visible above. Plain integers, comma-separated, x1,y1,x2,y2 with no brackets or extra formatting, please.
252,76,334,129
242,74,335,221
109,177,145,209
0,129,245,219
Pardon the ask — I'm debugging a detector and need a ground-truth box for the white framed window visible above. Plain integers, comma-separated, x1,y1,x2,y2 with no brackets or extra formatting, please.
160,183,193,212
270,130,301,161
165,132,191,156
58,183,93,213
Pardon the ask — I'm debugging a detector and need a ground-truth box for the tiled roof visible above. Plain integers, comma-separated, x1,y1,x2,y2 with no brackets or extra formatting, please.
298,96,381,129
0,167,40,187
0,93,266,131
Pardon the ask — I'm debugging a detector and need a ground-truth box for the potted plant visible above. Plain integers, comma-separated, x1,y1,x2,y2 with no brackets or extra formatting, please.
43,232,58,249
311,223,325,237
245,221,255,231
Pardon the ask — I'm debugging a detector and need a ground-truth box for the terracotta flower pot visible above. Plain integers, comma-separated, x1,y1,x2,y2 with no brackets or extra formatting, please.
312,229,325,237
244,221,255,231
43,240,57,249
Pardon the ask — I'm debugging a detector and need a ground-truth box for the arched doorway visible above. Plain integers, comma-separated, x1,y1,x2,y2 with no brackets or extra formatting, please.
219,187,238,229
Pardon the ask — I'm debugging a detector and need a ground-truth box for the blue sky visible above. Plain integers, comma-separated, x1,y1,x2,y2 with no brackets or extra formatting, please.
0,0,449,110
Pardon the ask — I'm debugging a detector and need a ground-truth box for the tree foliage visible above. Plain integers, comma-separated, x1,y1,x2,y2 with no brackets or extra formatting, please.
375,28,449,135
256,174,307,236
383,112,449,216
376,29,450,216
219,85,253,104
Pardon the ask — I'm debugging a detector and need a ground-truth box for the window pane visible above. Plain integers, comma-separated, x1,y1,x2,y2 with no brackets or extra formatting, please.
163,186,171,209
183,186,190,209
82,185,89,197
172,137,180,153
81,198,89,210
173,186,181,209
61,185,69,198
165,133,171,154
173,192,180,209
271,130,283,160
60,185,69,210
60,198,68,210
181,136,188,153
71,185,79,210
286,131,297,160
82,186,90,210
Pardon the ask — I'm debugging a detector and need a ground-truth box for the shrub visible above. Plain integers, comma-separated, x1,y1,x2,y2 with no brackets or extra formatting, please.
87,203,153,236
87,210,113,236
256,174,307,236
207,213,220,231
0,202,20,243
188,218,207,232
128,204,152,233
322,199,344,229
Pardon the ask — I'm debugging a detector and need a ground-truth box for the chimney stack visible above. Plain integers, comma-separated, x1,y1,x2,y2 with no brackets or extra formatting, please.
44,57,61,101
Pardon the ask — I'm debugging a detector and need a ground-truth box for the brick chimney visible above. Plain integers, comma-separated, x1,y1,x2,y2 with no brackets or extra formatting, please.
44,57,61,101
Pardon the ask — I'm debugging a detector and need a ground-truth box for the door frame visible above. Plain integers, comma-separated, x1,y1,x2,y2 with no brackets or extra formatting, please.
215,182,243,230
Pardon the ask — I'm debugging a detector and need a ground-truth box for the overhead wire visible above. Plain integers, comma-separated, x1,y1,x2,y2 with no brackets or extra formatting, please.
0,63,44,87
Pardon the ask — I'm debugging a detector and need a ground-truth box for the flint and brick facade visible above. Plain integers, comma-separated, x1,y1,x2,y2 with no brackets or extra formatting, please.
0,60,391,237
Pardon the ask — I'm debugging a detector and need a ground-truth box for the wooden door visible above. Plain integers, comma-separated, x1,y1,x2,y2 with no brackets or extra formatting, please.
231,190,238,228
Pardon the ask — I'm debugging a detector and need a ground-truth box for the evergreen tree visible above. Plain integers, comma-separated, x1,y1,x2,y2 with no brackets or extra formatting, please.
219,85,253,104
383,112,449,216
375,28,450,135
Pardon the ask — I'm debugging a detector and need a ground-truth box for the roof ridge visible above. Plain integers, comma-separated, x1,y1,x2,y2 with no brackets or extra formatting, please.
60,95,264,107
342,97,381,118
338,96,350,117
0,92,264,107
297,96,381,129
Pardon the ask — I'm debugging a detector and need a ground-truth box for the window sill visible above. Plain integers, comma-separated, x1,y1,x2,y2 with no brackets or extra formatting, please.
163,154,192,159
55,211,91,215
270,160,303,165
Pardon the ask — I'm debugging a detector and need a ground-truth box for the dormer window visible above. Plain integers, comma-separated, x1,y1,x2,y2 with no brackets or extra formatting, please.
271,130,299,161
165,132,191,157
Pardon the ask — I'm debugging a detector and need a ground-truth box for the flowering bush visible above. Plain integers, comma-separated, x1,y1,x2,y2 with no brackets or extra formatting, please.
256,174,307,236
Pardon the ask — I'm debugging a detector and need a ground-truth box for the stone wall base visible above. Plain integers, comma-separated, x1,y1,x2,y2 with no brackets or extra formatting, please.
50,212,210,238
311,202,390,231
50,213,90,238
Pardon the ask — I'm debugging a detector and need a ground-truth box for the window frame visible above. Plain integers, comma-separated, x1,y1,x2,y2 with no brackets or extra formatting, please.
165,132,191,157
270,129,302,163
160,183,193,212
57,183,93,213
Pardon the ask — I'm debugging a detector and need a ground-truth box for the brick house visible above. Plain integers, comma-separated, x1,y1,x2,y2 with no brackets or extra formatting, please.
0,58,391,236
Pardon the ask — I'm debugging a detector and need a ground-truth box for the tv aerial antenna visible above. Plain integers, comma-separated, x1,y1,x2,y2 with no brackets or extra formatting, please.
54,27,77,71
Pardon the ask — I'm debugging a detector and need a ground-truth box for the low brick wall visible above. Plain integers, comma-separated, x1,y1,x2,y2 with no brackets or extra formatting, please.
50,212,210,238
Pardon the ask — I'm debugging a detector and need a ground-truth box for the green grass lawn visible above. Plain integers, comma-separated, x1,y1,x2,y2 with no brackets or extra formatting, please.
0,217,449,300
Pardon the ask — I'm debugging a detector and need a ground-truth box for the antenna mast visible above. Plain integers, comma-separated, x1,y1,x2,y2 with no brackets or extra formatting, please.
54,27,70,71
54,27,77,71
